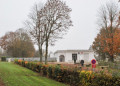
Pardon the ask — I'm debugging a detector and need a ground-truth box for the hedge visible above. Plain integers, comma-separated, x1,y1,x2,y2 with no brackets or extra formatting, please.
14,60,120,86
1,56,6,61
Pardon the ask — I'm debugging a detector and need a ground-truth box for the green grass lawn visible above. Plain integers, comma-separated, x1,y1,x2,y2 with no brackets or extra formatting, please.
0,62,68,86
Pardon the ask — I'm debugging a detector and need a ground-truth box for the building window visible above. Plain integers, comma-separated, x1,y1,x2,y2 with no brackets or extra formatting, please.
72,54,77,60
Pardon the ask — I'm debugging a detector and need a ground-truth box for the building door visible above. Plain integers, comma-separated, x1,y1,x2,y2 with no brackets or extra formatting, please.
72,54,77,60
59,55,65,62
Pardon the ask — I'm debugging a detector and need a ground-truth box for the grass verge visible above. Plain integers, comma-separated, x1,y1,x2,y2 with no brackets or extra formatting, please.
0,62,68,86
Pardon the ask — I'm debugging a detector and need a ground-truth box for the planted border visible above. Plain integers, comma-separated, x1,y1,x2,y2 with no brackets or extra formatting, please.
14,60,120,86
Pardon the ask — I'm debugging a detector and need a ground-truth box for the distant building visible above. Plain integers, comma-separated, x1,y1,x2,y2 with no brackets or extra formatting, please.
54,49,95,63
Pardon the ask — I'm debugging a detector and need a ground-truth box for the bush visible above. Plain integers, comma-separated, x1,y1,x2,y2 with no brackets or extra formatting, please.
91,73,120,86
1,56,6,61
41,65,48,76
48,66,53,78
38,64,43,73
98,61,120,70
14,60,120,86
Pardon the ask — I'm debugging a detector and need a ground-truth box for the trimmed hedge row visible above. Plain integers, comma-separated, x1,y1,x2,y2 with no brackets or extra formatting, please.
1,56,6,61
14,60,120,86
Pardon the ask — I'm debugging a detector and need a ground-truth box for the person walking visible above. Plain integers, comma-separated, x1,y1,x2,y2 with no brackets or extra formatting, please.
80,60,84,67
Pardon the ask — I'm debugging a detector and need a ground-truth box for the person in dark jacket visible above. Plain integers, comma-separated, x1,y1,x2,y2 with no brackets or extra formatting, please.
80,60,84,67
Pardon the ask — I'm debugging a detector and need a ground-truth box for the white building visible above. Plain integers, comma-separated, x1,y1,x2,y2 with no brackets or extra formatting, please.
54,49,95,64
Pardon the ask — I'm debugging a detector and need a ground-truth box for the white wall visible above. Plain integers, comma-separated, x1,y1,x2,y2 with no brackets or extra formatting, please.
89,52,95,61
65,52,71,62
55,51,95,63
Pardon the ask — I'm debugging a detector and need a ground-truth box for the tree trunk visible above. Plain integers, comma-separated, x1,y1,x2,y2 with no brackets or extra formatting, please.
39,45,42,62
45,39,48,64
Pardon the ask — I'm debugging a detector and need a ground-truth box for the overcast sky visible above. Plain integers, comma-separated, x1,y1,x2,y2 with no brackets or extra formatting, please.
0,0,119,52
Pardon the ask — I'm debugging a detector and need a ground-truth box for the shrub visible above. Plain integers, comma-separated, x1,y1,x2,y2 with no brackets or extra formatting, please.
41,65,48,76
26,62,32,69
21,61,25,67
14,59,18,64
1,56,6,61
78,70,93,86
54,66,60,80
48,66,53,78
38,64,43,73
14,60,120,86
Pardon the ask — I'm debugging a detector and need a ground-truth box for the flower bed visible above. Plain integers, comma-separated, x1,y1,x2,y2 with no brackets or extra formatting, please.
14,60,120,86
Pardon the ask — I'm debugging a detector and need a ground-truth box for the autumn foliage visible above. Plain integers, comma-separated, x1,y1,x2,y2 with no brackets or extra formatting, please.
0,29,35,57
93,27,120,61
93,1,120,62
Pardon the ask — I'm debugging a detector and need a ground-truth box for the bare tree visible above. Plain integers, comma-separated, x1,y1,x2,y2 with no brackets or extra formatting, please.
25,3,45,62
41,0,72,64
97,1,119,29
25,0,72,64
